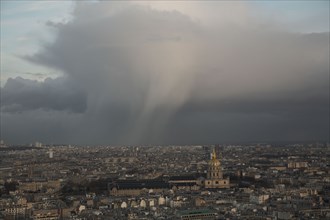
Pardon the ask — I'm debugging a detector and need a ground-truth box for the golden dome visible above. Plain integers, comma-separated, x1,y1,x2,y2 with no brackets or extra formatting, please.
209,158,220,166
209,148,221,166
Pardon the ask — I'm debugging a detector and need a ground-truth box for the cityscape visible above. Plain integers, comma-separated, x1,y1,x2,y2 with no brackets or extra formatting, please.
1,141,330,219
1,1,329,220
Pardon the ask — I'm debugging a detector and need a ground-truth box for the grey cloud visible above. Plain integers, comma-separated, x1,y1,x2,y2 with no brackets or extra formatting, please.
1,77,86,113
24,72,48,77
21,72,57,79
1,2,329,144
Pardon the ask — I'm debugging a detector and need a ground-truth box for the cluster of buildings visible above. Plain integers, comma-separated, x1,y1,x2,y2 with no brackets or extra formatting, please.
0,142,329,219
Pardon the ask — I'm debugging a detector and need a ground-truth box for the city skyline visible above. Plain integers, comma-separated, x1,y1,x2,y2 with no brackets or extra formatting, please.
1,1,329,145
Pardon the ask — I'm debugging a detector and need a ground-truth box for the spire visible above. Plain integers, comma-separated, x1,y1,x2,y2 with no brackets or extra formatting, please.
212,148,216,160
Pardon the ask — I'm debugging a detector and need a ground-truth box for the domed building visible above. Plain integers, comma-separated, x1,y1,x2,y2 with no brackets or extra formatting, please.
204,148,230,188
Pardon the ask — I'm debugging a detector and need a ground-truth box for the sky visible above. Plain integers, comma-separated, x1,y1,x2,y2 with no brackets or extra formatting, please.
1,1,329,145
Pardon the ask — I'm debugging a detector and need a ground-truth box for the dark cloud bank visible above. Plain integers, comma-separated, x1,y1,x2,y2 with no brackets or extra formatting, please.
1,3,329,145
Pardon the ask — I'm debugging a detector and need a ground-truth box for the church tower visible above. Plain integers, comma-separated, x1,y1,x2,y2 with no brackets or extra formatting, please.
204,148,230,189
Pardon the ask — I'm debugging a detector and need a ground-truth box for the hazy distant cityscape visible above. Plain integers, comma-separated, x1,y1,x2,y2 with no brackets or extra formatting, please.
1,141,329,219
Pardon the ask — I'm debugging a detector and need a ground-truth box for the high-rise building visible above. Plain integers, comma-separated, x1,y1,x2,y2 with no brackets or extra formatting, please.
0,140,7,148
49,150,54,159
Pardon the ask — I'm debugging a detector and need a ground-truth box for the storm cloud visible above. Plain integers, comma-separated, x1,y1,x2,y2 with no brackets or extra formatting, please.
1,77,86,113
1,2,329,145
